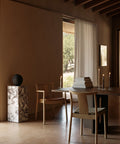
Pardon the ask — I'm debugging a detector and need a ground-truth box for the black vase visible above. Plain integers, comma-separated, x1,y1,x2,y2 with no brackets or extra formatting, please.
12,74,23,86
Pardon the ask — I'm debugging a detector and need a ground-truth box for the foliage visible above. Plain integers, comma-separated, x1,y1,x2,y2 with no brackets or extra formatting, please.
63,72,74,88
63,32,74,73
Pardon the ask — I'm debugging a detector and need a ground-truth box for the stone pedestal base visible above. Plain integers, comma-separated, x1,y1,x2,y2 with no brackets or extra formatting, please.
8,86,29,122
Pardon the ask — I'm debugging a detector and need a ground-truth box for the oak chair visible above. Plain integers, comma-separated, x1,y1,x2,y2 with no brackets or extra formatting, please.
35,83,68,124
68,91,107,144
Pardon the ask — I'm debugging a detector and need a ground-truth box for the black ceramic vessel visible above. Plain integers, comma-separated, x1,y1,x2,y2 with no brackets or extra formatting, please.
12,74,23,86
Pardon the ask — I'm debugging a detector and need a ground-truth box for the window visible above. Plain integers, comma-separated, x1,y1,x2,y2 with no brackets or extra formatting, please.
63,21,75,87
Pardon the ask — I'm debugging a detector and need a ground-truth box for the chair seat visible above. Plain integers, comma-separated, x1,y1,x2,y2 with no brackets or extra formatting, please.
74,107,106,115
39,97,65,104
89,107,106,114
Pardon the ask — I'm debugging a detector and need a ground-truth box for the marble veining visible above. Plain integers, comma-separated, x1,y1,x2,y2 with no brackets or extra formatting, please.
8,86,29,122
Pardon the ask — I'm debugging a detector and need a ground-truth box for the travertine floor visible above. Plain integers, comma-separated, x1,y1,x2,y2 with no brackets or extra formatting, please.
0,105,120,144
0,119,120,144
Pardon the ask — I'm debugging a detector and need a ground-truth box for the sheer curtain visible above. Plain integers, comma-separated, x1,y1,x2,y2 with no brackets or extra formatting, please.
75,19,97,86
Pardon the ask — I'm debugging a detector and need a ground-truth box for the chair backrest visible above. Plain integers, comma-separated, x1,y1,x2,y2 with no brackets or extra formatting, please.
77,93,88,114
36,83,54,98
70,91,96,114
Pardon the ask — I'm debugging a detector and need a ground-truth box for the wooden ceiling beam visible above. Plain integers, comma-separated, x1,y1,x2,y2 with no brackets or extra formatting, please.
107,9,120,16
100,4,120,14
92,0,120,12
64,0,75,4
84,0,109,9
64,0,70,2
64,0,75,2
74,0,92,5
64,0,120,17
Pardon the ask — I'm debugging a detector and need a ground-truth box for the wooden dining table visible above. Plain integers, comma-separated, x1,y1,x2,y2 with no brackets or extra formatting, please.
52,87,120,96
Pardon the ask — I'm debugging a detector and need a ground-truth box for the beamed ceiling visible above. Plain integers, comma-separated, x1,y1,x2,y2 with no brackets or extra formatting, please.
65,0,120,17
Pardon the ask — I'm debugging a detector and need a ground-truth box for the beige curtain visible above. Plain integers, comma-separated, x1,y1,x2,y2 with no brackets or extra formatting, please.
75,19,97,86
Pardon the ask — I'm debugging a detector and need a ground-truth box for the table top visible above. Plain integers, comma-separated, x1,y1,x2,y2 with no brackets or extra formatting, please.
52,87,120,96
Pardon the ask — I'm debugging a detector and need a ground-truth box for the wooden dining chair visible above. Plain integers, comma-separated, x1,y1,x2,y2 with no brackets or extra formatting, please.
35,83,68,124
68,91,107,144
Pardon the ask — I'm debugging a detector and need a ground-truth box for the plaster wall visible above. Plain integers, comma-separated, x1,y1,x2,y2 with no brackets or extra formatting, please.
0,0,112,121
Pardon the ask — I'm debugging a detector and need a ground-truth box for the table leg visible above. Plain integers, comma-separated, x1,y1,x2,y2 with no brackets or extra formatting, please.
65,92,68,123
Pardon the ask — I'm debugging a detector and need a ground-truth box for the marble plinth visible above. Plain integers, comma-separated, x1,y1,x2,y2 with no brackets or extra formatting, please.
8,86,29,122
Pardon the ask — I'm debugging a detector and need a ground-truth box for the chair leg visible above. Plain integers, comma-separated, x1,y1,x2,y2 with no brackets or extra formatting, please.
95,118,98,144
65,92,68,123
68,92,73,143
80,119,83,136
35,96,38,120
65,100,68,123
103,113,107,139
43,102,45,125
68,115,72,143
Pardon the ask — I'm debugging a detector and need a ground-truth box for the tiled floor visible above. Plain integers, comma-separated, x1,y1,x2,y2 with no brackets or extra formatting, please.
0,105,120,144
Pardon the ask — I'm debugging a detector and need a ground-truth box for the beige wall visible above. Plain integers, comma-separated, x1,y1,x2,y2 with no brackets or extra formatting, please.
0,0,62,120
0,0,112,121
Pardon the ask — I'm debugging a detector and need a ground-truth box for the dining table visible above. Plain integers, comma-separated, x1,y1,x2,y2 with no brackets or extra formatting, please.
52,87,120,96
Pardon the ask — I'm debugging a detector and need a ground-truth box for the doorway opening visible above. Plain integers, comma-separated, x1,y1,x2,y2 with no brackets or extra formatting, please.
62,21,75,88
